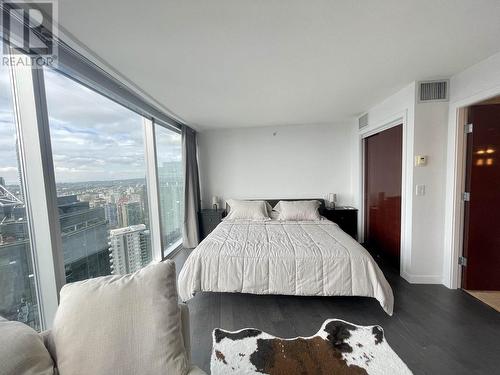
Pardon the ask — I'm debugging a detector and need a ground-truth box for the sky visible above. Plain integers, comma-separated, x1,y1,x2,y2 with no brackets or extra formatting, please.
0,49,181,186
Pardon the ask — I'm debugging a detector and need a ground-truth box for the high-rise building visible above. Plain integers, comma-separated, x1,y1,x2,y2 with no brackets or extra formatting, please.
0,177,38,328
1,182,113,326
119,201,143,227
108,224,151,275
0,201,38,329
1,179,35,328
104,203,118,228
57,195,110,283
157,161,183,248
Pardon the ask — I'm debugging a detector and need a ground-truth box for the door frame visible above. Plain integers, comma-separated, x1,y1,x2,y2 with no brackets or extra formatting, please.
444,88,500,289
359,111,411,280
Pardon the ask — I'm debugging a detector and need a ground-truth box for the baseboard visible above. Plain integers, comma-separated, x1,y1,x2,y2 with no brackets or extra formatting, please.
401,271,442,284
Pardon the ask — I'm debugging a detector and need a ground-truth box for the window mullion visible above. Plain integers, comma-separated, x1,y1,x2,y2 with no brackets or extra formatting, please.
143,118,164,261
9,63,66,329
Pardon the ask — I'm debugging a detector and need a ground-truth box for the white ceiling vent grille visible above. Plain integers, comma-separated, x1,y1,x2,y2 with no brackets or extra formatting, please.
418,80,449,102
358,113,368,129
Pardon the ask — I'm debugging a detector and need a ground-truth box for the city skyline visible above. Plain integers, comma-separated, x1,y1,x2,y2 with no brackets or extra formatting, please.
0,65,182,186
1,51,184,332
0,158,182,331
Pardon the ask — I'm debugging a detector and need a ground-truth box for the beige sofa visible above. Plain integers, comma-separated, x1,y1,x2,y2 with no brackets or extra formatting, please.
38,304,206,375
0,261,207,375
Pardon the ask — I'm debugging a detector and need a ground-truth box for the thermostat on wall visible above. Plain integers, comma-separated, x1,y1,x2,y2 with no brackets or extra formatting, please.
415,155,427,166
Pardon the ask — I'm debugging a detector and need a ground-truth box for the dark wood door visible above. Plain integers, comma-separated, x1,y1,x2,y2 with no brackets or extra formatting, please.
364,125,403,269
462,104,500,290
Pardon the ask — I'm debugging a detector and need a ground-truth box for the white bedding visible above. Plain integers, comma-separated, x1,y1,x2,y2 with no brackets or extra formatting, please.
178,218,394,315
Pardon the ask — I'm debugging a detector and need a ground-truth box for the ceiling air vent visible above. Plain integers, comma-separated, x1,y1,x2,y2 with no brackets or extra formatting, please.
418,80,449,102
358,113,368,129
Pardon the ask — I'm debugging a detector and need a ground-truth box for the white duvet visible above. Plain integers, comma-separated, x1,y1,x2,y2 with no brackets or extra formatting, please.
178,219,394,315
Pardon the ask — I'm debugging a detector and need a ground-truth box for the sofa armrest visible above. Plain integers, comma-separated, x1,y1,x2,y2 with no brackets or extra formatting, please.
179,303,191,362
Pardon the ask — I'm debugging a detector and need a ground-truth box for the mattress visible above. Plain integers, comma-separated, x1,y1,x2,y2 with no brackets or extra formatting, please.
178,218,394,315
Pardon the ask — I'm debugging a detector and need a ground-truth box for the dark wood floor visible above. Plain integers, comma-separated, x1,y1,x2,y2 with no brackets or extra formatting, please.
173,249,500,374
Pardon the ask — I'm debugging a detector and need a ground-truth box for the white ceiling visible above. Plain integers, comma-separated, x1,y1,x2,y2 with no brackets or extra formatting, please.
58,0,500,130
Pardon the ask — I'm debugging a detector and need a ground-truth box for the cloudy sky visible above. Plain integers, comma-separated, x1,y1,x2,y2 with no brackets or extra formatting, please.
0,51,181,186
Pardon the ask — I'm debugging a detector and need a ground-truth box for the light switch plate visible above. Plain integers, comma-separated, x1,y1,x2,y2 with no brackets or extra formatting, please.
415,184,426,196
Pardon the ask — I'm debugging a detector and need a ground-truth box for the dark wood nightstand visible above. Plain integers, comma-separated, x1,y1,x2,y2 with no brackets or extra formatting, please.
323,206,358,240
199,209,224,240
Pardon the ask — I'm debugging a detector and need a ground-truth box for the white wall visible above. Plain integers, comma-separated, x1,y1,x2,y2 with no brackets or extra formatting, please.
196,51,500,288
411,101,448,282
198,123,354,209
359,82,449,284
443,51,500,288
449,52,500,104
357,52,500,286
360,84,416,135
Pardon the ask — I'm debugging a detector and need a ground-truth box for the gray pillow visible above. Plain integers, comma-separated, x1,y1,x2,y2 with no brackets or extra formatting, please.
51,261,188,375
0,317,55,375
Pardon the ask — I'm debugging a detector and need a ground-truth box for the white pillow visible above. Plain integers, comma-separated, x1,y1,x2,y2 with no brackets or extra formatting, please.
52,261,188,375
225,199,270,221
0,317,55,375
274,200,321,221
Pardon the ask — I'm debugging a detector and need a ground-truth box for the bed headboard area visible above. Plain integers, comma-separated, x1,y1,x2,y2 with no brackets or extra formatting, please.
225,198,326,215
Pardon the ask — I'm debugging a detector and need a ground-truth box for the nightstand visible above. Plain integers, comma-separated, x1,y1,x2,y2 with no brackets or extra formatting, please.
323,206,358,240
199,209,224,240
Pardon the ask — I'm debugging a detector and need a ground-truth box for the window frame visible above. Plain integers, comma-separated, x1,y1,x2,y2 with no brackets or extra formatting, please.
56,41,184,132
6,45,186,329
9,59,65,329
153,122,184,258
143,118,164,262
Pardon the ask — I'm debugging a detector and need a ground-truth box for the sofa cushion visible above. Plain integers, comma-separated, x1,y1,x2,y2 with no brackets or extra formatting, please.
52,261,188,375
0,317,55,375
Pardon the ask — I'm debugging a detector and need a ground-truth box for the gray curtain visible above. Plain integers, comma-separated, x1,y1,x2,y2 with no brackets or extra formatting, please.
182,126,201,248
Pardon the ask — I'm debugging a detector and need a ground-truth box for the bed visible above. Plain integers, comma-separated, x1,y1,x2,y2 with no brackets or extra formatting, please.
178,199,394,315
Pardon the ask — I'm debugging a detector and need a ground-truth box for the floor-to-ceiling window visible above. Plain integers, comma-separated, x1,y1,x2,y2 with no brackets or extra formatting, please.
0,43,41,331
1,18,186,329
155,125,183,255
43,68,153,282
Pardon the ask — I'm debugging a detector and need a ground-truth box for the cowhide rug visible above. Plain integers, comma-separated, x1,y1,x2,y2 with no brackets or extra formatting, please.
211,319,412,375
